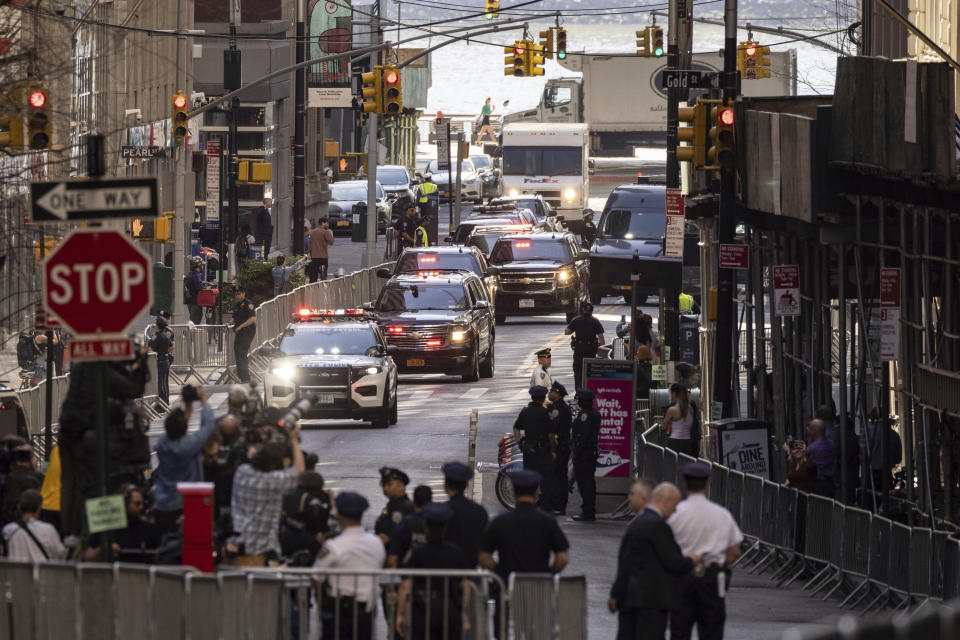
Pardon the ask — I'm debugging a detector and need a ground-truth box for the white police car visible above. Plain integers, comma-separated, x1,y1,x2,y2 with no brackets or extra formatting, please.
264,309,399,428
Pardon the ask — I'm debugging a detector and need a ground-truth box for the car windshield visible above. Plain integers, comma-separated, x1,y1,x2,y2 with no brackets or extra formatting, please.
396,252,482,275
377,168,408,186
331,183,383,201
471,156,492,170
502,146,582,176
489,238,572,264
377,283,468,311
279,326,380,356
598,209,666,239
491,199,542,220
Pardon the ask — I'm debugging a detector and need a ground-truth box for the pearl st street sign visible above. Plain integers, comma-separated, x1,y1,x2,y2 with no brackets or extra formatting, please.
30,177,159,223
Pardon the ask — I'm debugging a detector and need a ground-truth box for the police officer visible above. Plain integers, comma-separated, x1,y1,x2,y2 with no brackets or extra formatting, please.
375,466,415,633
581,209,598,247
529,347,554,390
185,256,205,324
313,492,385,640
479,469,570,639
441,461,489,567
571,388,601,521
395,205,419,253
513,386,556,507
387,485,432,568
417,176,439,222
230,286,257,383
547,381,572,516
414,215,430,247
148,314,175,406
667,462,744,640
565,303,605,388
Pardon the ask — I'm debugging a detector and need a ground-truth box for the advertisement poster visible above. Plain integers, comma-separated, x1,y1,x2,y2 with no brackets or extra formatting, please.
584,360,633,478
773,265,800,317
308,0,352,93
719,428,770,477
879,267,901,361
664,188,685,258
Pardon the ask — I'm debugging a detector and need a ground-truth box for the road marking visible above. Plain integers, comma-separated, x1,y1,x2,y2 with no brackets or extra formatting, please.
408,389,435,401
460,388,488,400
512,388,532,400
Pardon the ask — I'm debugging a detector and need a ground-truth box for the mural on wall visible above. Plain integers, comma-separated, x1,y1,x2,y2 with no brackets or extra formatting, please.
308,0,352,88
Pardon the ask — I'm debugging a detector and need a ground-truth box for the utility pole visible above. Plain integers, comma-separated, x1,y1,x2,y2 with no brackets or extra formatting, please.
712,0,738,418
454,132,463,226
173,0,188,322
293,0,307,255
226,0,242,263
666,3,679,191
363,0,381,268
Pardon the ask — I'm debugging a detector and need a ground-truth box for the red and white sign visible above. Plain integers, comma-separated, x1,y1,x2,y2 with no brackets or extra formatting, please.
205,140,221,220
719,243,749,270
34,303,61,330
664,188,685,259
879,267,901,361
773,265,800,317
42,230,152,337
69,338,134,362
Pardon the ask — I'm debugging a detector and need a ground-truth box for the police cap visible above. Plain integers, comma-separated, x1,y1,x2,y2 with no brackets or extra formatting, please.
156,317,169,329
574,388,595,402
529,385,548,399
335,492,369,518
421,502,454,524
379,466,410,486
507,468,542,489
550,381,568,397
535,348,552,357
442,461,474,483
681,461,711,479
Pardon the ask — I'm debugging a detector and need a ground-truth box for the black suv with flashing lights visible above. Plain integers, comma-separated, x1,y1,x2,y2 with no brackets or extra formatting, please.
378,246,500,315
367,271,496,381
488,231,590,324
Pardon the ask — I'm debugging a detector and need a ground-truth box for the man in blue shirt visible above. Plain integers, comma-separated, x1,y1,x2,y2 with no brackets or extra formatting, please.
271,255,305,296
153,386,217,533
805,419,836,498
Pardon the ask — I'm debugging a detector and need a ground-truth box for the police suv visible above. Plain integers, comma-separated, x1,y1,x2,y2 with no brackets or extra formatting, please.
264,309,399,428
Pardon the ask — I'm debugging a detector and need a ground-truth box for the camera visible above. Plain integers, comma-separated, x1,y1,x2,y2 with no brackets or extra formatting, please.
182,384,199,406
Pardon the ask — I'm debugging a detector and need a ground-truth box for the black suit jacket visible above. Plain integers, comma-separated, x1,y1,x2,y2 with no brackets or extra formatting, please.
610,508,693,611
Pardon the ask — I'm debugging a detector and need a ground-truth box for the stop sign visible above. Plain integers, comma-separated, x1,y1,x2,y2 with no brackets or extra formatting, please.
43,230,153,336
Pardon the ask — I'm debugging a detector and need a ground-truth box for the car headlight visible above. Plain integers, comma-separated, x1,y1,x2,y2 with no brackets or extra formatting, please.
508,188,520,197
558,269,572,283
272,365,295,381
351,365,382,381
450,328,468,342
563,188,577,202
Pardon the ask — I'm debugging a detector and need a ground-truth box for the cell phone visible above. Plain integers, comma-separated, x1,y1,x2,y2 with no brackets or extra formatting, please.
786,435,794,446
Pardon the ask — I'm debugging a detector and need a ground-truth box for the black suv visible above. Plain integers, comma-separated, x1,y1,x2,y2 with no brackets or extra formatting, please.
488,232,590,324
378,246,500,312
369,271,496,381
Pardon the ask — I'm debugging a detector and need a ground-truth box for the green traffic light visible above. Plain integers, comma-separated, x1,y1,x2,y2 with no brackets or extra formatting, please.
654,47,664,56
485,12,493,20
557,51,566,60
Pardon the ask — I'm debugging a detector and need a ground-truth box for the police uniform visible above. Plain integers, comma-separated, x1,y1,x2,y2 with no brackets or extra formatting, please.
148,317,175,405
513,386,555,506
667,463,744,640
375,467,415,635
441,461,489,567
566,309,604,387
582,215,597,247
232,292,257,383
548,381,572,515
529,348,554,390
314,492,385,640
387,510,428,566
571,389,601,521
395,214,418,251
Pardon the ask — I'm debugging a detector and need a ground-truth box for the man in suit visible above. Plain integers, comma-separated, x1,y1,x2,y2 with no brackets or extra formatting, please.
608,482,701,640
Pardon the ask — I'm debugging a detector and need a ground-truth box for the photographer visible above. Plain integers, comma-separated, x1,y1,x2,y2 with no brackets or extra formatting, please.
153,385,216,534
280,470,334,566
783,438,816,494
203,414,247,520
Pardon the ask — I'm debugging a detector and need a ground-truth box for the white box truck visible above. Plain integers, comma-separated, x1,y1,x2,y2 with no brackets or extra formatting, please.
502,50,797,155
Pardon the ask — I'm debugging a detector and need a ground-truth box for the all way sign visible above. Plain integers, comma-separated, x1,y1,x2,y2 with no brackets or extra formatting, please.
31,177,159,223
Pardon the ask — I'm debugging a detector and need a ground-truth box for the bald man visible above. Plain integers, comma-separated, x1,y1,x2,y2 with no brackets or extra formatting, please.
609,483,701,640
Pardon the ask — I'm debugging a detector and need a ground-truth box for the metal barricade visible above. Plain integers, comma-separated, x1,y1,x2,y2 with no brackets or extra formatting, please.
945,538,960,600
641,444,664,482
835,506,872,607
804,494,834,566
775,487,799,551
724,469,745,525
555,575,587,640
34,561,76,638
662,448,679,486
709,464,728,504
887,521,911,598
740,474,764,541
932,530,950,600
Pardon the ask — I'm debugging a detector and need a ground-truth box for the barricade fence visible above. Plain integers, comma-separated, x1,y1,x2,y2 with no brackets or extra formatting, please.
635,439,960,613
0,561,591,640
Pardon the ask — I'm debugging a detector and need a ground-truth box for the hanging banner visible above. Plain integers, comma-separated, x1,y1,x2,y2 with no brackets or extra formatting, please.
584,359,633,478
308,0,352,101
879,267,901,361
773,265,800,317
664,188,684,258
205,140,221,221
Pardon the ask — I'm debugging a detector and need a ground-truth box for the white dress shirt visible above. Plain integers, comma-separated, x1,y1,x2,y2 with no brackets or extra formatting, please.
313,526,387,610
2,519,66,562
667,493,744,566
530,365,553,390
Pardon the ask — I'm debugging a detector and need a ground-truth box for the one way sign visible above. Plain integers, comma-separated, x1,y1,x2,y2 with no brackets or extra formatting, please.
31,178,159,223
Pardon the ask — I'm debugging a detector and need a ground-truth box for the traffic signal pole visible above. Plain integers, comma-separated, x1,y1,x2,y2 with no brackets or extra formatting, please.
712,0,738,418
293,0,307,255
363,1,380,268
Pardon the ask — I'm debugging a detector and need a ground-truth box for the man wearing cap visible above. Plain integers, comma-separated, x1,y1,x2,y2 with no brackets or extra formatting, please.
480,469,570,637
314,492,386,640
571,388,602,521
376,467,415,633
147,314,175,406
513,386,556,506
547,382,573,515
529,348,554,390
230,286,257,383
396,502,469,640
441,461,489,567
667,462,744,640
387,485,433,568
565,303,605,388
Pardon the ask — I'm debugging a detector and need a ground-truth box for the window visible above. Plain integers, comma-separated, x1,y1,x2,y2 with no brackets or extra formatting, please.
598,209,666,240
502,146,582,176
377,167,409,186
377,284,468,311
489,239,573,264
545,86,572,108
279,326,379,356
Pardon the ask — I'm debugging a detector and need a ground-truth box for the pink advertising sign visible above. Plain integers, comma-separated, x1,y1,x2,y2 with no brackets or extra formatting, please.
585,360,633,478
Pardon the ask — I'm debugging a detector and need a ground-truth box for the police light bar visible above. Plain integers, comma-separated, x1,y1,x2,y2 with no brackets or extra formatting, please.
418,255,438,263
293,308,370,321
425,339,443,347
387,326,404,334
514,240,532,248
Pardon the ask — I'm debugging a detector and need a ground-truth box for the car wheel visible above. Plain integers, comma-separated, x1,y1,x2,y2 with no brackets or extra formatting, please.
389,386,398,425
589,290,603,305
495,314,506,325
479,338,495,378
462,343,480,382
495,472,516,510
371,393,390,428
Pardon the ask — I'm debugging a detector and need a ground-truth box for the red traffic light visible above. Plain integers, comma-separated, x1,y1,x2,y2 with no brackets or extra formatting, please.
383,70,399,85
173,94,187,109
29,91,47,108
718,108,735,126
745,45,757,57
514,46,525,55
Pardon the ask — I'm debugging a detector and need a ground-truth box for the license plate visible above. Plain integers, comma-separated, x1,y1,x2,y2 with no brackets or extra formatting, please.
316,394,335,404
519,299,535,309
406,358,425,367
337,220,349,226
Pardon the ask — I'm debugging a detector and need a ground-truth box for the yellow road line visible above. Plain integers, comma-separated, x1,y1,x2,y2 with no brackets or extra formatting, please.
515,304,620,375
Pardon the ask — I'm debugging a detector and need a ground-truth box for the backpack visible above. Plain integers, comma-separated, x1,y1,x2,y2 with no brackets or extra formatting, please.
16,333,38,369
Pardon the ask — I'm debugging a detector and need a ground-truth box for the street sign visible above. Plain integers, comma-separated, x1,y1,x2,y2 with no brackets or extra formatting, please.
718,243,749,270
69,337,134,362
660,69,718,90
879,267,901,361
42,230,153,337
31,177,159,223
773,265,800,317
664,188,685,258
85,495,128,534
206,140,221,220
120,146,165,159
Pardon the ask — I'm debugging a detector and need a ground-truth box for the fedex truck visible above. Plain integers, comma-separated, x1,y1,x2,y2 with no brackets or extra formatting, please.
499,123,590,223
